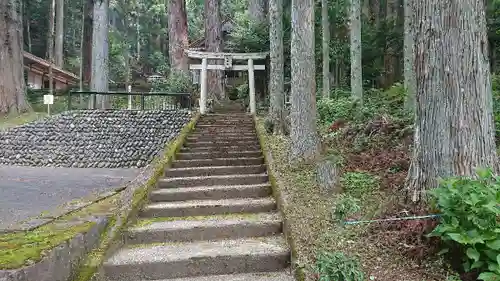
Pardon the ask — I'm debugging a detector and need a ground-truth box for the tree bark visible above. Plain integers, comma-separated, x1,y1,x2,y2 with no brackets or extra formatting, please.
268,0,285,134
90,0,110,109
54,0,64,67
48,0,55,95
321,0,330,99
349,0,363,100
0,0,30,115
403,0,415,111
249,0,267,23
290,0,321,162
204,0,224,101
168,0,189,72
405,0,499,203
82,0,93,88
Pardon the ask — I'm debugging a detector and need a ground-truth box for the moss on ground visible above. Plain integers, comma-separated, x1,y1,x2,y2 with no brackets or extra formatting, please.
0,112,46,131
254,117,449,281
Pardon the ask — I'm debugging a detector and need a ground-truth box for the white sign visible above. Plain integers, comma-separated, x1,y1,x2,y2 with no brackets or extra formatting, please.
43,94,54,105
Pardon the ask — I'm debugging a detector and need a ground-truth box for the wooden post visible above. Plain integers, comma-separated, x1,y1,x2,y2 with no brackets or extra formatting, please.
248,58,256,114
200,58,208,114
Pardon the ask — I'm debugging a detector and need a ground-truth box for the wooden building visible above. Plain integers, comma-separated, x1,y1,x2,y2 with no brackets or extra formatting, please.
23,51,79,90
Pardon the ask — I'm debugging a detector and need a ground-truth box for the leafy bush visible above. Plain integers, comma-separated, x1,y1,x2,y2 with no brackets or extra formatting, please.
332,194,361,222
151,71,193,93
429,169,500,281
315,251,365,281
340,172,380,198
317,97,373,124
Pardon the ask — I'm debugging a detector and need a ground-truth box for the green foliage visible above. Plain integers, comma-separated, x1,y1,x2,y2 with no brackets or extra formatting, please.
332,194,361,222
315,251,365,281
429,169,500,280
340,172,379,197
151,71,193,93
317,83,411,126
226,12,269,52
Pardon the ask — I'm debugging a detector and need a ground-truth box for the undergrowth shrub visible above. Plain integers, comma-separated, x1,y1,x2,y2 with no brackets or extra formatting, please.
429,168,500,281
340,172,380,197
315,251,365,281
317,83,411,127
332,194,361,223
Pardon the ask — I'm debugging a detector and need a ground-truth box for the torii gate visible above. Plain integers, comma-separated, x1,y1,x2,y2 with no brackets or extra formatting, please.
186,50,268,114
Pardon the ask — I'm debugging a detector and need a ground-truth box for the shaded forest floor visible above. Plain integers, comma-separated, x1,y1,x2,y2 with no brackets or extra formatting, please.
258,113,457,281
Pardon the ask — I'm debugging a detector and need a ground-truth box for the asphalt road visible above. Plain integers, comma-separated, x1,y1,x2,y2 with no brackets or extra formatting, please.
0,165,140,229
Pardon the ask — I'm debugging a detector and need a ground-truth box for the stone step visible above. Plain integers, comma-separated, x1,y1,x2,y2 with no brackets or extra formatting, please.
171,157,265,168
148,271,295,281
125,213,282,244
186,136,257,142
150,183,272,202
102,236,289,280
184,140,259,148
189,133,256,138
176,151,262,160
188,131,257,138
196,124,255,129
140,197,276,218
192,130,257,135
180,145,261,153
165,165,266,177
157,173,268,188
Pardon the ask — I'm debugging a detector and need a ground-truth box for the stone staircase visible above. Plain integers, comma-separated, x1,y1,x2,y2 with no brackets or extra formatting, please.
101,113,294,281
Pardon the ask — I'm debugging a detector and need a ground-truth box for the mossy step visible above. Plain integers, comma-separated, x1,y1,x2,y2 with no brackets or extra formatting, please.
140,197,276,218
157,173,268,188
150,271,295,281
171,157,265,168
125,212,282,244
165,165,266,178
102,235,290,280
176,151,262,160
150,183,272,202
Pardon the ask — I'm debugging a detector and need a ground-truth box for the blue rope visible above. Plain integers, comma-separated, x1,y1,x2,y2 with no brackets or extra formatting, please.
343,214,442,225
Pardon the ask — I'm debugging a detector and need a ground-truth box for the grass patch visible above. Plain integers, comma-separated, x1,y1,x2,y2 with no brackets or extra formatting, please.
255,118,449,281
0,112,47,131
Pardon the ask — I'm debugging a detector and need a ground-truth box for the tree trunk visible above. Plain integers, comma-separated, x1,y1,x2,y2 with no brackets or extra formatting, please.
349,0,363,100
403,0,415,111
0,0,30,115
290,0,321,162
82,0,93,88
24,0,32,53
249,0,267,23
168,0,189,72
321,0,330,99
204,0,224,102
54,0,64,67
268,0,285,134
48,0,55,95
405,0,499,203
90,0,110,109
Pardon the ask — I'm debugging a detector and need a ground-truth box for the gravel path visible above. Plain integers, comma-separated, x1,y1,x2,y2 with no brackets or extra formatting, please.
0,165,140,229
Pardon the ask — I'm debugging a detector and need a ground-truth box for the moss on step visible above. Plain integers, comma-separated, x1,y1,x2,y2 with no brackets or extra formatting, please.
73,113,200,281
0,191,124,270
132,213,266,227
0,220,95,270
